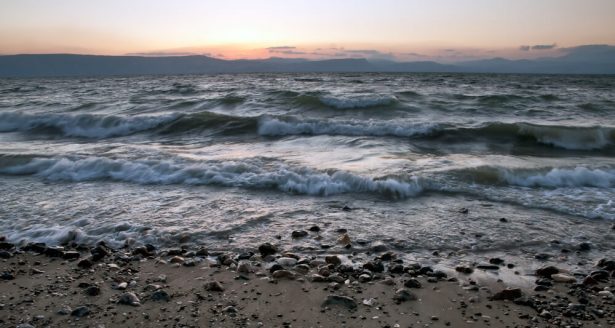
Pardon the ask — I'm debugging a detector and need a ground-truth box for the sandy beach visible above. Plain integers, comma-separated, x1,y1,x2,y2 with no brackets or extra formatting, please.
1,233,614,328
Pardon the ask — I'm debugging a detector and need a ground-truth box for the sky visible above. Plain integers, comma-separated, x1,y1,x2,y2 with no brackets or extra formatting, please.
1,0,614,61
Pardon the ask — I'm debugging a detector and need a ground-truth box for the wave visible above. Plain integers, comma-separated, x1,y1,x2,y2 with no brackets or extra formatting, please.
258,117,437,137
293,93,398,109
449,165,615,188
0,156,424,199
0,111,181,138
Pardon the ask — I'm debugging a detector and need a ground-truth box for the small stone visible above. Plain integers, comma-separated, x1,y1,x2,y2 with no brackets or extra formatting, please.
358,274,371,283
116,282,128,290
71,306,90,317
258,243,277,256
118,292,141,306
540,310,552,319
310,274,327,282
63,251,80,260
489,258,504,265
237,261,252,274
534,253,551,260
151,290,171,302
277,257,298,267
85,285,101,296
272,270,295,279
404,278,422,289
363,260,384,273
325,255,341,266
57,305,72,315
578,242,591,251
308,225,321,232
322,295,357,309
204,281,224,292
499,218,508,223
0,250,11,259
291,230,308,238
169,256,184,264
536,266,560,278
491,288,522,301
393,288,417,303
551,273,576,283
455,266,474,274
459,208,469,214
1,271,14,280
77,258,93,269
337,233,351,245
223,305,237,313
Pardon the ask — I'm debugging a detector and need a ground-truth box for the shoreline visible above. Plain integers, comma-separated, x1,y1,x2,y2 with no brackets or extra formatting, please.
1,235,614,328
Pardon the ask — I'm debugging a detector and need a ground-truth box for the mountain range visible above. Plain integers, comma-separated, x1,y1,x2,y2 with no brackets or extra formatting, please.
0,45,613,77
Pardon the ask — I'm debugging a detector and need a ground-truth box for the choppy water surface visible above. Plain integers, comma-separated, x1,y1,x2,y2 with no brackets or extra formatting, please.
1,73,614,266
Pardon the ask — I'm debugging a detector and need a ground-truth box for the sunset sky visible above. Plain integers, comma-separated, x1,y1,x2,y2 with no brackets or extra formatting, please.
1,0,614,61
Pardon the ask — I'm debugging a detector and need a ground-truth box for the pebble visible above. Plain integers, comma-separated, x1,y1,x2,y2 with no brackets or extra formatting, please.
85,285,101,296
71,306,91,317
325,255,341,266
277,257,298,267
403,278,422,289
118,292,141,306
151,290,171,302
258,243,277,256
393,288,417,303
491,288,522,301
272,270,296,280
204,281,225,292
291,230,308,238
322,295,357,309
551,273,576,283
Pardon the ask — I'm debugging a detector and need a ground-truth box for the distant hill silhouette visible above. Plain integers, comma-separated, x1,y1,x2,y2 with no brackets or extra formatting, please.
1,45,613,77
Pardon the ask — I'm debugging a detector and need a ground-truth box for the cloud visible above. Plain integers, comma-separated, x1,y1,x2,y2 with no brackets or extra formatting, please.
531,43,557,50
266,46,296,50
519,45,531,51
126,51,210,56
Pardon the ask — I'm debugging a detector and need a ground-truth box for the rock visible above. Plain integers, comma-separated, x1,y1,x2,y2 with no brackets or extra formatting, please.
536,266,560,278
404,278,422,288
325,255,341,266
459,208,469,214
118,292,141,306
1,271,14,280
272,270,295,280
309,225,320,232
598,290,614,299
71,306,90,317
363,260,384,273
90,245,109,261
294,264,310,275
132,246,152,257
491,288,522,301
237,261,252,274
455,266,474,274
381,277,395,285
23,242,46,253
222,305,237,313
322,295,357,310
393,288,417,303
540,310,552,319
597,259,615,271
0,250,11,259
390,264,404,274
578,242,591,251
371,243,388,253
62,251,80,260
269,264,284,273
16,324,34,328
204,281,224,292
77,258,93,269
418,266,433,275
310,274,327,282
342,206,352,212
327,273,345,283
277,257,298,267
534,253,551,260
85,285,101,296
0,242,14,250
476,263,500,270
169,256,184,264
337,234,351,245
291,230,308,238
489,258,504,265
57,306,72,315
551,273,576,283
535,278,553,287
590,270,610,281
116,282,128,290
151,290,171,302
258,243,277,257
358,274,371,283
45,246,64,258
499,218,508,223
582,275,598,286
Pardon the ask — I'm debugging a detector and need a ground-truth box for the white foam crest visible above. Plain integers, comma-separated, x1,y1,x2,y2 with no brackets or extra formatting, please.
518,123,614,150
0,156,424,198
318,95,397,109
0,111,181,138
258,117,436,137
502,167,615,188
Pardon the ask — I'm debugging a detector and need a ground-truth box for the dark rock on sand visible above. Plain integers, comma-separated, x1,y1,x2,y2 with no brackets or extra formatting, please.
91,245,109,261
393,288,417,303
325,255,341,266
118,292,141,306
578,242,591,251
151,290,171,302
491,288,522,301
63,251,80,260
363,260,384,273
598,258,615,271
85,285,101,296
258,243,277,256
0,250,11,259
204,281,225,292
1,271,15,280
404,278,422,288
71,306,90,317
77,258,93,269
23,242,46,253
455,266,474,274
0,242,14,250
322,295,357,309
44,247,64,258
269,264,284,273
476,263,500,270
291,230,308,238
489,258,504,265
309,225,321,232
536,266,560,278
